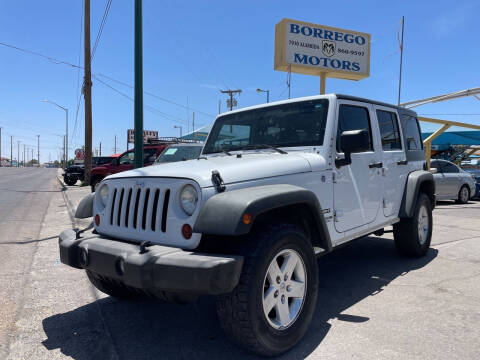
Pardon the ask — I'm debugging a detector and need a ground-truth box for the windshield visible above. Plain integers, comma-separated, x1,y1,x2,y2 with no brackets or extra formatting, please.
155,145,203,163
203,99,329,154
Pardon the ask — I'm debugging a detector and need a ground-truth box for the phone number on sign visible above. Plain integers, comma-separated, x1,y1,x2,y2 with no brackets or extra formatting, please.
337,48,365,56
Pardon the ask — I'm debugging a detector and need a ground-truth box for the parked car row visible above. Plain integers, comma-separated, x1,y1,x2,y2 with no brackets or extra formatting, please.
62,142,203,190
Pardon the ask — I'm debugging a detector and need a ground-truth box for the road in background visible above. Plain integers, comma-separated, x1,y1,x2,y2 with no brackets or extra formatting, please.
0,168,61,359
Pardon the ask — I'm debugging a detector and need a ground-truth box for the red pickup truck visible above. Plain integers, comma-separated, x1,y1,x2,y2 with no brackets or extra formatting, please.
90,143,170,192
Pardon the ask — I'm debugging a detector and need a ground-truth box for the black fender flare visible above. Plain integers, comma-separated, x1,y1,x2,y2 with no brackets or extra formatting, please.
399,170,435,218
75,193,94,218
193,184,332,251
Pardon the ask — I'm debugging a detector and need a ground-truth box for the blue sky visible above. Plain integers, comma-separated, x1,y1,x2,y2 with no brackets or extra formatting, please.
1,0,479,163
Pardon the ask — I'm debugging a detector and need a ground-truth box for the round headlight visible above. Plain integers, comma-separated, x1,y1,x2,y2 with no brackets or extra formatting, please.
99,184,109,207
179,184,198,216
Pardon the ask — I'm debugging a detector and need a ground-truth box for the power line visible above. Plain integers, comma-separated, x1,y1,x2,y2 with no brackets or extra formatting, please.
93,75,188,125
95,73,216,118
91,0,112,60
0,41,81,69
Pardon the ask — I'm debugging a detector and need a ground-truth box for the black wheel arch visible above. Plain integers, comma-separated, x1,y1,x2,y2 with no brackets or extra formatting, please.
399,170,436,218
193,184,332,252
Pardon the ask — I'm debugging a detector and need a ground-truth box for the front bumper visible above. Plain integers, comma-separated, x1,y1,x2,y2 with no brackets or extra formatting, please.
59,230,243,295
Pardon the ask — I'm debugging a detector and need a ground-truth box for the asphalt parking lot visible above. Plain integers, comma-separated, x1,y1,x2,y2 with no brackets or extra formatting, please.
1,168,479,359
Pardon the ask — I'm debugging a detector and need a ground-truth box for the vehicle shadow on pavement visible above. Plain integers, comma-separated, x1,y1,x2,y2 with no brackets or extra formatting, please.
42,236,437,360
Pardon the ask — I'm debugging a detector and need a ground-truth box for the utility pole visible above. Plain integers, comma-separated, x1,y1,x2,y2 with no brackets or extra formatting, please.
31,148,33,166
397,16,405,105
114,135,117,153
0,127,2,166
23,144,26,167
10,136,13,166
220,89,242,111
218,100,221,115
134,0,144,169
192,112,195,141
99,142,102,156
84,0,93,183
37,135,40,166
17,141,20,167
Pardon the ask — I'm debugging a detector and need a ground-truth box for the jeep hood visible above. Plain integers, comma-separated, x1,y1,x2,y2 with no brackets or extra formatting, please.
106,153,326,188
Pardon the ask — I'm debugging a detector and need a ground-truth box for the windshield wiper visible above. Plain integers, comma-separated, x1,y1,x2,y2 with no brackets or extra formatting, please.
222,149,232,156
240,144,287,154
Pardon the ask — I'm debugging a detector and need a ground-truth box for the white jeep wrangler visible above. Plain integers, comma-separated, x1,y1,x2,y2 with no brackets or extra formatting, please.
60,94,435,357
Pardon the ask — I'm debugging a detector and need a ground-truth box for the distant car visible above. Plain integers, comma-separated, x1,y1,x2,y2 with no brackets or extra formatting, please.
63,164,84,186
155,143,203,164
464,169,480,199
430,159,476,203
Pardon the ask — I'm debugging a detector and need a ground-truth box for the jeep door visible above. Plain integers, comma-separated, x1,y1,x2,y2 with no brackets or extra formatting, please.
373,106,407,217
333,101,382,233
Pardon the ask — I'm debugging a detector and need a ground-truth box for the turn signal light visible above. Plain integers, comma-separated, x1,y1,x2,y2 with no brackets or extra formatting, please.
243,213,252,225
94,214,100,226
182,224,192,239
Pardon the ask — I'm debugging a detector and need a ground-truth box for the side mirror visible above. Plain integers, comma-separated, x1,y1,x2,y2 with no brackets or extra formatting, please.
335,130,370,168
429,167,438,174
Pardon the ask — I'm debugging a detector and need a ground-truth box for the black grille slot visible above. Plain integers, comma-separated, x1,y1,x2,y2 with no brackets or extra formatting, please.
117,188,125,226
125,188,132,227
142,189,150,230
161,189,170,233
133,188,141,229
151,189,160,231
110,188,117,225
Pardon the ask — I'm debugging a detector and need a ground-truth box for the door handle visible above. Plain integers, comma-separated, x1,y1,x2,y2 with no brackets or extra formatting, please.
397,160,408,165
369,162,383,168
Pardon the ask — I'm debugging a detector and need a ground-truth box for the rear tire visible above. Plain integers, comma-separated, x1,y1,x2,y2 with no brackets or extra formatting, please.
86,270,146,300
216,224,318,357
394,193,432,257
456,185,470,204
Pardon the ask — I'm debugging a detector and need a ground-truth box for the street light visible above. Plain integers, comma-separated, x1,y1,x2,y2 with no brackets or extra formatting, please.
256,88,270,103
174,125,183,138
42,100,68,167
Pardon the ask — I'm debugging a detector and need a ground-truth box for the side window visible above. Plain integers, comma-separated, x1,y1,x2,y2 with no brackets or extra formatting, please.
143,148,158,164
442,162,459,173
337,105,373,152
376,110,402,150
402,115,423,150
430,160,441,171
119,151,134,165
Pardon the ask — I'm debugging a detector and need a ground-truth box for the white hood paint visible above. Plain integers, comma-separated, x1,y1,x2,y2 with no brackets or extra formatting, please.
106,152,327,188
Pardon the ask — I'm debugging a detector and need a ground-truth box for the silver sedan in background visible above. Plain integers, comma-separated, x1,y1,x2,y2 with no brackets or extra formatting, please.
431,159,476,203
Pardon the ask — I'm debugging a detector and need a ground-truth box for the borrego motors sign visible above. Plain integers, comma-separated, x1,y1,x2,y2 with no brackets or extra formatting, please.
127,129,158,144
274,18,371,80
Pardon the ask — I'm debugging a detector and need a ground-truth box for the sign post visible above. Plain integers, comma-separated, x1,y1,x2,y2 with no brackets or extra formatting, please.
275,18,371,94
134,0,144,168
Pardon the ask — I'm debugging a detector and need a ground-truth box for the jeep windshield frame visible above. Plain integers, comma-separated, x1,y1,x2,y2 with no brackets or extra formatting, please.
203,99,329,155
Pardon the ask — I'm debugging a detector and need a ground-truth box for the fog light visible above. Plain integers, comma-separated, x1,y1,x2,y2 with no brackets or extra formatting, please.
94,214,100,226
181,224,192,239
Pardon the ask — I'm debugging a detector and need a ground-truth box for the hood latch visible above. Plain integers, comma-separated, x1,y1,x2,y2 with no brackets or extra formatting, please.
211,170,226,193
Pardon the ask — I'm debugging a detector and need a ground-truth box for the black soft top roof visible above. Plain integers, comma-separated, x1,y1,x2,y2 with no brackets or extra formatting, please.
335,94,417,117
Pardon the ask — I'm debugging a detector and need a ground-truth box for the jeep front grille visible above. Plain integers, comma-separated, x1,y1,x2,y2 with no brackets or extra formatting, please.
108,186,171,232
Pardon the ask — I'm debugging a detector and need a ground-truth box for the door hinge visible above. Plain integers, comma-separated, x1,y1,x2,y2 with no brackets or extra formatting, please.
332,172,337,183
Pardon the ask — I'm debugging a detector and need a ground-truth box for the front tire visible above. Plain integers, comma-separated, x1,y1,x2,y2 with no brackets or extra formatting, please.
216,224,318,357
456,185,470,204
64,177,77,186
394,193,432,257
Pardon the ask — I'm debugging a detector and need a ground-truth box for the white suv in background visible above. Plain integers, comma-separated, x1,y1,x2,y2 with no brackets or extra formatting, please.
60,94,435,357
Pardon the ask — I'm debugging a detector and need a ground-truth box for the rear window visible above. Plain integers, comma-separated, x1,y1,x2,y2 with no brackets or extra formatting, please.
401,114,423,150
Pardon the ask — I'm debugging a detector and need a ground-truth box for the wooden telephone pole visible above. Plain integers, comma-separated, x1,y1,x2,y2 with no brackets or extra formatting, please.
84,0,93,184
220,89,242,111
